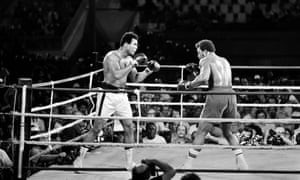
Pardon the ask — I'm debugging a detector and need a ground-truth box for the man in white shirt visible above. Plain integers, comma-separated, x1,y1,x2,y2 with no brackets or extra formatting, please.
143,122,166,144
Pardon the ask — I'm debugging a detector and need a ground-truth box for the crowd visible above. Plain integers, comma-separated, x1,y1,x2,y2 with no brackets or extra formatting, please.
135,0,300,31
0,0,81,37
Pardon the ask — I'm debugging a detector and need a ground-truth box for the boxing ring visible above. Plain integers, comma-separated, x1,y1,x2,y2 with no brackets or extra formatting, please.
2,64,300,180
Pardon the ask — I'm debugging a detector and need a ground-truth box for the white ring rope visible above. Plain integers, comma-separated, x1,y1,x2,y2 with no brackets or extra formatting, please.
130,101,300,107
12,112,300,124
23,141,300,150
139,65,300,69
127,83,300,90
31,92,96,112
30,112,96,140
32,69,103,88
31,65,300,88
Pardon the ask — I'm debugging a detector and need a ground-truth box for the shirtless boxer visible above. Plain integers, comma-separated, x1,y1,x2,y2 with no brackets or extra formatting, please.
73,32,160,170
178,39,248,170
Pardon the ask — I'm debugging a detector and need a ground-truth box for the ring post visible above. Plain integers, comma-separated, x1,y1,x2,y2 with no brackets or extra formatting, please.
14,78,32,180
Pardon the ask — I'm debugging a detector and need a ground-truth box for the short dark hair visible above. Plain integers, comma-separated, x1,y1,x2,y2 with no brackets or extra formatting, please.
195,39,216,52
132,165,151,180
146,122,156,130
120,32,138,47
181,173,201,180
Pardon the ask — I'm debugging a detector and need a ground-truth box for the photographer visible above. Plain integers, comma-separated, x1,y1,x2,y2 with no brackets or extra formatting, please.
131,159,176,180
267,127,294,146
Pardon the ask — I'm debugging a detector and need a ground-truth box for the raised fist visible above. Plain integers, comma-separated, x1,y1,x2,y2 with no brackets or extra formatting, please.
146,60,160,72
133,53,148,66
177,80,191,91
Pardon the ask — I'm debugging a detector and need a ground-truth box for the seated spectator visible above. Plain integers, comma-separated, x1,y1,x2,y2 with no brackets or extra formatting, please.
0,148,13,180
147,108,168,133
29,136,67,170
171,124,191,144
143,122,167,144
267,127,294,146
0,148,12,167
239,124,263,146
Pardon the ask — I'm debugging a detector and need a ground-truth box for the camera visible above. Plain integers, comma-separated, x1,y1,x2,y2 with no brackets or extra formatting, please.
148,163,156,176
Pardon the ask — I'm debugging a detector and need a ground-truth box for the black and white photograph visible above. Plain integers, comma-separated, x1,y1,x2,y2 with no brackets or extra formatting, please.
1,0,300,180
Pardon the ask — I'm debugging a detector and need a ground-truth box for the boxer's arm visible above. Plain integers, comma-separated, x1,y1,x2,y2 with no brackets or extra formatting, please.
105,55,134,80
128,68,152,82
190,58,210,88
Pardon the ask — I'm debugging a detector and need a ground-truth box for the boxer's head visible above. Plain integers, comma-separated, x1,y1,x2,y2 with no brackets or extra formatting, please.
195,39,216,59
120,32,139,56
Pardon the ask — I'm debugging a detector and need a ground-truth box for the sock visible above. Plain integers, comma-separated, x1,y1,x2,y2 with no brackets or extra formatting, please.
125,148,134,168
233,149,243,156
188,148,201,158
80,146,88,159
233,149,249,169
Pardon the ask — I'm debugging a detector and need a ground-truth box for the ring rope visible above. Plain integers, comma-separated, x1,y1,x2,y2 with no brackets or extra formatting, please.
30,113,95,139
29,132,88,161
29,121,115,161
22,166,300,174
26,87,300,96
12,112,300,124
131,101,300,107
22,141,300,150
30,65,300,88
127,83,300,90
138,65,300,69
31,92,96,112
32,69,103,88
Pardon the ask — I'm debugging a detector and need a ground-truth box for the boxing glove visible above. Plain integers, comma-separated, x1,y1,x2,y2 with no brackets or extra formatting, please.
133,53,148,66
185,62,200,76
146,60,160,72
177,80,191,91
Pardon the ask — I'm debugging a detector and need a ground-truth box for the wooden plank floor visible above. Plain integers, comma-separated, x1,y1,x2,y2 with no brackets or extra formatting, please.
28,147,300,180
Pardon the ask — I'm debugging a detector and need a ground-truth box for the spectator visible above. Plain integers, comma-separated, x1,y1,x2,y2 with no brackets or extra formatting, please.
181,173,201,180
171,124,191,144
0,148,13,167
143,122,167,144
267,127,294,146
131,159,176,180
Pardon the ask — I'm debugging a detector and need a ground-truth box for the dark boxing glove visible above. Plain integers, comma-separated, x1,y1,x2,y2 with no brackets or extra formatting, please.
185,62,200,76
133,53,148,66
146,60,160,72
177,80,191,91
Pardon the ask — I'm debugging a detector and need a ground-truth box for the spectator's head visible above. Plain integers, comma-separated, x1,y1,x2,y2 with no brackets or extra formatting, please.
233,76,240,85
145,122,157,139
176,124,188,138
181,173,201,180
241,78,248,85
61,104,73,114
147,108,157,117
255,109,267,119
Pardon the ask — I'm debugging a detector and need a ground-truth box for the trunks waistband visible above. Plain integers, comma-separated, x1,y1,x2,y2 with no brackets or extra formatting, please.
210,86,232,89
99,82,126,91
